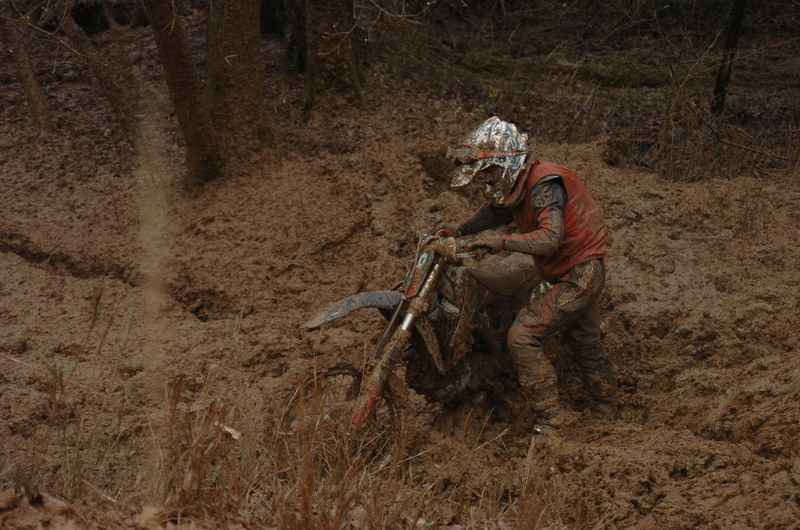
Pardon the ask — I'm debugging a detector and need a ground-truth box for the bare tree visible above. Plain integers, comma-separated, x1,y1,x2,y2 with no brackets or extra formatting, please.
0,0,53,134
141,0,222,188
302,0,363,108
51,0,142,143
711,0,747,116
283,0,309,75
205,0,272,157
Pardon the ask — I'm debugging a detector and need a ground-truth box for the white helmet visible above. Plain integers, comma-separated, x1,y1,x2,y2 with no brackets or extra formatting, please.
448,116,529,207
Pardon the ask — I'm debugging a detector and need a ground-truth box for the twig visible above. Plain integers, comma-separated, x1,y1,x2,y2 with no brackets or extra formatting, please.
0,352,49,376
82,479,117,503
689,100,789,162
439,428,509,472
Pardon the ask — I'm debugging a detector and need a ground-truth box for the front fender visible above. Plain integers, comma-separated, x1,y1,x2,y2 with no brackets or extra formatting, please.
303,290,403,330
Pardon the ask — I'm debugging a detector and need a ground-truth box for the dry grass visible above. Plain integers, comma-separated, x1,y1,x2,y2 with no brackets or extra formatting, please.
1,288,591,528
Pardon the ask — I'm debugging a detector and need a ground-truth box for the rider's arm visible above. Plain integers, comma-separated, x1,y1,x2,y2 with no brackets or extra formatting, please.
501,178,566,256
457,202,514,236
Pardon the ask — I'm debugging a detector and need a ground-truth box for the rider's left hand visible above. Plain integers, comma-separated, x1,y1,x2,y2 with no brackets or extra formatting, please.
460,233,504,254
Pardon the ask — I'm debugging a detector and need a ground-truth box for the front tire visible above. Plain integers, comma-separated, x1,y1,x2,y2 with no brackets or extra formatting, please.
292,360,409,470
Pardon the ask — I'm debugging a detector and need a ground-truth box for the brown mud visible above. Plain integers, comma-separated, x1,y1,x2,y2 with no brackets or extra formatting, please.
1,7,800,529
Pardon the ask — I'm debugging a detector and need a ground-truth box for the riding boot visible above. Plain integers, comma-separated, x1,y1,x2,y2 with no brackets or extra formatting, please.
577,354,619,418
591,360,619,418
508,329,569,434
520,362,559,416
562,293,618,418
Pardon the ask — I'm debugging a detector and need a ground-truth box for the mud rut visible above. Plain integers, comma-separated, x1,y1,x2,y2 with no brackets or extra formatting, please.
1,24,800,530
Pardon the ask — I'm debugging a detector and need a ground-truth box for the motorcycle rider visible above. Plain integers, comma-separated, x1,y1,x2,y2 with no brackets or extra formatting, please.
448,116,618,433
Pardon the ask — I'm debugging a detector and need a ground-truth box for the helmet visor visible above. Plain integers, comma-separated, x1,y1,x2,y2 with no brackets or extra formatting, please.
447,145,527,188
450,158,493,188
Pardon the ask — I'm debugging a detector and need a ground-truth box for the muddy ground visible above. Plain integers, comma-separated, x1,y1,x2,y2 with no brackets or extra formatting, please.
1,4,800,529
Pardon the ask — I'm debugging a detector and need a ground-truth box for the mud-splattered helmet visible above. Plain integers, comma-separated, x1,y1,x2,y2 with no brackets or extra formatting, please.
448,116,529,207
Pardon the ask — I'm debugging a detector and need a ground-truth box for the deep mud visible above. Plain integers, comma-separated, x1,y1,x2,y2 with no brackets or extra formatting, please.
1,7,800,529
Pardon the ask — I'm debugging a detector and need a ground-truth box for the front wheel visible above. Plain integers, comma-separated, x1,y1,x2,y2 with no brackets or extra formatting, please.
292,360,410,470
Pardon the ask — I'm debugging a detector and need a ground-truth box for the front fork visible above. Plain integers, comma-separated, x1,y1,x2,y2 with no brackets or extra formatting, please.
352,260,444,424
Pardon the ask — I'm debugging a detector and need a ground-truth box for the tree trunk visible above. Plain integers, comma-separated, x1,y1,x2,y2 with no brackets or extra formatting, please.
304,0,363,109
283,0,309,70
141,0,222,188
205,0,272,159
0,0,53,134
711,0,747,116
53,0,141,143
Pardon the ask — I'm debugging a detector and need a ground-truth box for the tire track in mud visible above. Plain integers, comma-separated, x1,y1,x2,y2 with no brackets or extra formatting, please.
0,231,133,283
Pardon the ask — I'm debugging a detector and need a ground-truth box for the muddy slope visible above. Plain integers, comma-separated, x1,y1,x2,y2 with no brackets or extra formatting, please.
1,11,800,530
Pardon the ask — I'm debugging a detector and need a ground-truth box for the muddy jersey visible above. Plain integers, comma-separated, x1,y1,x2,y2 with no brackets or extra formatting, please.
509,160,607,282
458,157,607,283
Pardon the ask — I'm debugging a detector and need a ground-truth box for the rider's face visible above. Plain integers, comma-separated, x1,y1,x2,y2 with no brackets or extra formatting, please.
478,165,502,185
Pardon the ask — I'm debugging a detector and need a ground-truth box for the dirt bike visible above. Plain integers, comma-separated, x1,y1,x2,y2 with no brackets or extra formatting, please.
302,229,545,432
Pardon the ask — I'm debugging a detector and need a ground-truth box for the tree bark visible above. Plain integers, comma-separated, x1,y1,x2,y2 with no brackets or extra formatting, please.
711,0,747,116
205,0,272,158
53,0,141,143
0,0,53,134
141,0,222,188
283,0,309,71
304,0,363,109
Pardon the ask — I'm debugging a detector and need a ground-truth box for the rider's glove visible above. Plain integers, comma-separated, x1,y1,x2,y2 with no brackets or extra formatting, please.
460,233,504,254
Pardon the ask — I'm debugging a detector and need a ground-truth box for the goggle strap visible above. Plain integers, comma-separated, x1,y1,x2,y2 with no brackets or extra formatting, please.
447,145,527,163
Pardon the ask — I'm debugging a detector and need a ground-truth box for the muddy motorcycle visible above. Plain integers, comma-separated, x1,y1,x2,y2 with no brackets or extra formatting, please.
303,230,543,428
